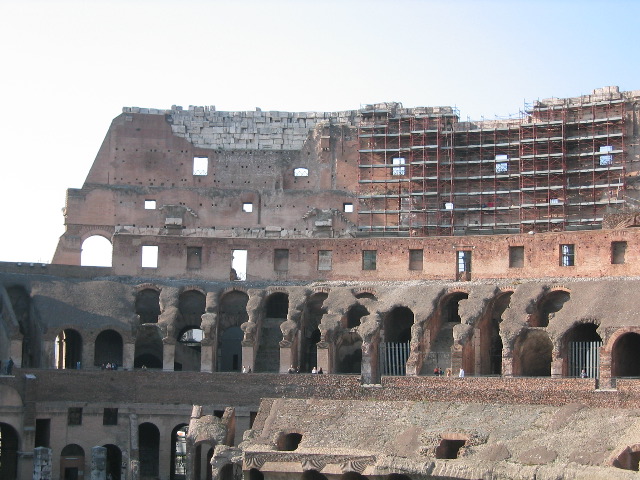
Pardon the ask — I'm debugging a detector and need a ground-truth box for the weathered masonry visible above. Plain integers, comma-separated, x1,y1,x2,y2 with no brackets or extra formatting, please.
53,86,640,276
5,87,640,480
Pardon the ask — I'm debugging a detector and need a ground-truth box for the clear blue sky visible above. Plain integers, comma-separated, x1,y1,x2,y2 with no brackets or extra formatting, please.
1,0,638,263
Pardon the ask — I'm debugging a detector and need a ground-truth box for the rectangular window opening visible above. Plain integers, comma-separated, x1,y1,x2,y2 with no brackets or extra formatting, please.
242,202,253,213
343,203,354,213
362,250,377,270
560,244,575,267
509,246,524,268
35,419,51,448
144,200,157,210
409,249,423,271
68,407,82,426
103,408,118,426
231,249,247,281
612,241,627,264
392,157,406,176
318,250,332,271
274,249,289,272
142,245,159,268
193,156,208,176
187,247,202,270
294,167,309,177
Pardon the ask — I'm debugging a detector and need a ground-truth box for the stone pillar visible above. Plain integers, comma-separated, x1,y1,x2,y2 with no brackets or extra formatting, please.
241,343,254,372
551,350,563,378
502,347,513,377
599,345,612,389
360,340,379,385
473,331,482,374
201,339,214,373
91,446,107,480
163,341,175,371
129,414,139,480
279,340,293,374
33,447,52,480
316,342,332,374
84,340,95,370
43,340,56,369
123,343,135,370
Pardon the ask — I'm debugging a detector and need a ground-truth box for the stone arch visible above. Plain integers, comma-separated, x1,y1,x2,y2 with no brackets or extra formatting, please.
611,331,640,377
81,234,113,267
422,291,469,375
560,322,602,377
529,289,570,328
384,307,414,343
345,304,369,329
336,330,363,374
102,444,122,480
176,326,203,372
0,423,19,480
170,423,189,480
218,290,249,372
300,292,327,373
353,288,377,300
94,329,123,367
255,292,289,373
135,287,161,324
55,328,83,369
178,289,206,329
60,444,85,480
512,329,552,376
475,290,513,376
139,422,160,479
134,325,163,369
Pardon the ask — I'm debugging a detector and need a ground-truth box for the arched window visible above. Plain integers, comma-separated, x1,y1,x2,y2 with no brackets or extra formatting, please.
135,289,160,324
55,329,82,369
94,330,123,367
81,235,112,267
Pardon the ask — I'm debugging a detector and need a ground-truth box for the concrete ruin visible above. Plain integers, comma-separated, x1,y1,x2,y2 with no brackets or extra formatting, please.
3,86,640,479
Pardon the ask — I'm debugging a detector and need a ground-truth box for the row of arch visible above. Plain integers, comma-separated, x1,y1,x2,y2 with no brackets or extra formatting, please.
6,283,640,380
0,421,214,480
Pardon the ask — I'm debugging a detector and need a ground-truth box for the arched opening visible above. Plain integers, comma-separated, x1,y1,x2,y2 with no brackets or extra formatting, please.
7,285,38,367
170,424,188,480
55,329,82,369
256,293,289,372
435,438,466,459
423,292,468,375
336,331,362,374
0,423,19,480
217,291,249,372
139,423,160,479
265,292,288,318
103,444,122,480
476,292,512,376
94,330,123,367
205,447,214,480
612,444,640,472
176,327,203,372
354,292,376,300
219,326,243,372
514,329,552,376
134,325,163,369
249,468,264,480
612,332,640,377
60,444,85,480
381,307,414,376
219,463,235,480
135,289,160,324
300,293,327,373
563,323,601,377
345,304,369,329
531,290,570,328
81,235,112,267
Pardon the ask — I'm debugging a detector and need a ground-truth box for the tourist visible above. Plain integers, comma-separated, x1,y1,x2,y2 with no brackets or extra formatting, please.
288,365,296,374
580,369,588,378
317,367,323,374
459,368,465,378
312,366,317,374
242,366,247,373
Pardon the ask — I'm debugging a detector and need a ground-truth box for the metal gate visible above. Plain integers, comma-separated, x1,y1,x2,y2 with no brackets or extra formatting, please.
380,342,410,376
569,341,601,378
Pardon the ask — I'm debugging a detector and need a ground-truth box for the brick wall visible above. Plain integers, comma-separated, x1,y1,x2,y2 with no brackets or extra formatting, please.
8,369,640,410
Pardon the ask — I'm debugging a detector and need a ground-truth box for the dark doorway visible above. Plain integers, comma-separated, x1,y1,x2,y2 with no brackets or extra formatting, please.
139,423,160,478
613,332,640,377
0,423,19,480
136,289,160,324
94,330,123,367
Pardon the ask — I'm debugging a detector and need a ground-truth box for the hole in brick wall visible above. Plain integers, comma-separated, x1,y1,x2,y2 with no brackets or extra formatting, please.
435,438,466,459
